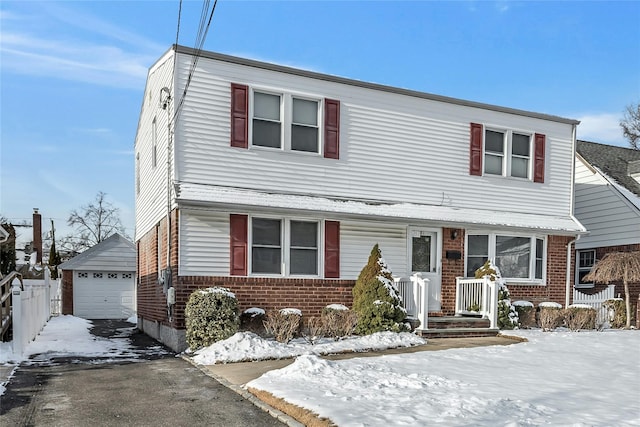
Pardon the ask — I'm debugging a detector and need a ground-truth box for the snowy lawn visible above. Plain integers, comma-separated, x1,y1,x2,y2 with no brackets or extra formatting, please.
238,329,639,427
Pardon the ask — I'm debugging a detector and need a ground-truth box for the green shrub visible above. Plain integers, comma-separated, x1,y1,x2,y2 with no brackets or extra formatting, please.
538,302,563,331
603,298,626,328
513,301,536,328
185,287,240,351
564,305,597,331
264,308,302,343
352,244,409,335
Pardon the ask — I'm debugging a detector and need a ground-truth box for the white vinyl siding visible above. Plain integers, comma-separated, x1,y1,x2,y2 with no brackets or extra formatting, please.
171,52,575,224
574,156,640,249
134,51,176,239
179,210,230,276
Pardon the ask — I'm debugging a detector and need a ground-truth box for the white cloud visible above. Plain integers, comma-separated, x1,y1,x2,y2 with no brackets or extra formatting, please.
576,112,626,146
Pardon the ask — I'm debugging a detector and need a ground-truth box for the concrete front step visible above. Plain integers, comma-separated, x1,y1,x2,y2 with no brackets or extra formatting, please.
417,327,500,338
427,316,491,330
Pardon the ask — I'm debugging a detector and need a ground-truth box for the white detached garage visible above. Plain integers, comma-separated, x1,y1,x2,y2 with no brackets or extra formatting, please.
59,234,136,319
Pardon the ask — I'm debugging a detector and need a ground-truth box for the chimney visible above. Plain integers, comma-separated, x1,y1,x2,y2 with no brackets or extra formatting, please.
33,208,42,264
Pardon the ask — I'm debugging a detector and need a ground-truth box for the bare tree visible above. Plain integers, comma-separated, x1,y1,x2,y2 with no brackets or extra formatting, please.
620,102,640,150
61,192,127,252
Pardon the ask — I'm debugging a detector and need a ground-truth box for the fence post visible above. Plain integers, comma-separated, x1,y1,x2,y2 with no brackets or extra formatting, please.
11,281,23,357
45,268,51,319
488,278,498,330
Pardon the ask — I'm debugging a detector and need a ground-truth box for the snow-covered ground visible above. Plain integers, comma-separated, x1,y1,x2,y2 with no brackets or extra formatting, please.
4,316,639,426
242,329,639,426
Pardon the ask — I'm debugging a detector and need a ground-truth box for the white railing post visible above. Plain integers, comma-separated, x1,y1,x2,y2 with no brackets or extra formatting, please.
410,273,429,330
455,278,462,314
11,280,23,357
488,278,498,329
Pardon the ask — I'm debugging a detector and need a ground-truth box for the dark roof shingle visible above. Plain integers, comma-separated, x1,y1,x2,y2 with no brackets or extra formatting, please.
577,140,640,197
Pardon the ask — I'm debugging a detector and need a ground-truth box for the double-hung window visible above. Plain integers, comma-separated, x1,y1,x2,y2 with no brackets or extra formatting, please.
576,249,596,288
251,217,319,275
466,233,545,282
484,128,532,178
253,92,282,148
252,91,321,153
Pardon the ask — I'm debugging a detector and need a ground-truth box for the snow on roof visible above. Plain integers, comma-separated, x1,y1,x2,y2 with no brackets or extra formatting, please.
175,182,586,234
58,233,135,271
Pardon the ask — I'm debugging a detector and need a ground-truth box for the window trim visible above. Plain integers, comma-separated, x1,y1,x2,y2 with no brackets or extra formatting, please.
575,249,596,289
483,126,533,180
248,215,322,277
249,88,323,155
465,231,547,284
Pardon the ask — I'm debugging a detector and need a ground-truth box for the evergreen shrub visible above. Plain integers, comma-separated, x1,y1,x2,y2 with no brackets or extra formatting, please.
352,244,408,335
185,287,240,350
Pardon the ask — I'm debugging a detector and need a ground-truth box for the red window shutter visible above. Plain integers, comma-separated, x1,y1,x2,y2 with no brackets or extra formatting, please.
324,220,340,278
469,123,483,176
229,214,248,275
230,83,248,148
534,133,546,183
324,99,340,159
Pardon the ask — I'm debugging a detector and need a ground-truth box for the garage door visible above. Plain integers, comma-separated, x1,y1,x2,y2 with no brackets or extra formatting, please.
74,271,136,319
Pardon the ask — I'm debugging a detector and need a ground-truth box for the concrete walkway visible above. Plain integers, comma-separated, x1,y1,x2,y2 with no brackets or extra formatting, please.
198,335,521,387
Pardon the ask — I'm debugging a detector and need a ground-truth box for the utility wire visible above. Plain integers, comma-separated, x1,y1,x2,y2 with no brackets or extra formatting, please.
172,0,218,123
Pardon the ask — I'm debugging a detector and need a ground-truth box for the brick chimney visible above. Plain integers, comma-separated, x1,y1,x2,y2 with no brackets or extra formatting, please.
33,208,42,263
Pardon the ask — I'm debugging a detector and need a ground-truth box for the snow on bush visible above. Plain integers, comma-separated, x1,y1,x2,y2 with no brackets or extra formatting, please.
538,302,564,331
185,287,240,351
512,300,536,329
240,307,267,336
564,305,596,331
475,260,518,329
264,308,302,343
352,244,408,335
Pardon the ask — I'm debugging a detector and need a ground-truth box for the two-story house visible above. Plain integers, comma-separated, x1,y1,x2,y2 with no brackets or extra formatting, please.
134,45,585,351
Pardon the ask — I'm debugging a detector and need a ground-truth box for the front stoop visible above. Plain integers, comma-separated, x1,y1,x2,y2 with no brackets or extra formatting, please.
415,316,499,338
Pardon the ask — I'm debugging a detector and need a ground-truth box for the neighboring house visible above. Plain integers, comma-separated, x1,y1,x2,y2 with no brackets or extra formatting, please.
59,234,136,319
134,45,585,351
574,140,640,300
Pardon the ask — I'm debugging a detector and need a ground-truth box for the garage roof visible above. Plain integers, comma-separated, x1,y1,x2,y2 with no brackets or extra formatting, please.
59,233,136,272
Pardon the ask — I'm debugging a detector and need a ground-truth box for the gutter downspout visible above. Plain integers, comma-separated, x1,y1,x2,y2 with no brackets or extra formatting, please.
565,236,579,308
565,123,580,308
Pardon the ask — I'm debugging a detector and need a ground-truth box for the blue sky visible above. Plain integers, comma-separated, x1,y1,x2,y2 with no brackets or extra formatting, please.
1,0,639,241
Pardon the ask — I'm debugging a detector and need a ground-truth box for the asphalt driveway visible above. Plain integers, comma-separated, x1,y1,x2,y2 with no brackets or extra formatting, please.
1,320,286,427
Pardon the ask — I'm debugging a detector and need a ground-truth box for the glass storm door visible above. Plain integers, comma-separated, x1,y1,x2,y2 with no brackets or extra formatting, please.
410,229,441,311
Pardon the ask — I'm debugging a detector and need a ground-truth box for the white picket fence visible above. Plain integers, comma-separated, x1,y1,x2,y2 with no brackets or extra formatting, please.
11,269,54,357
573,285,616,327
455,277,499,329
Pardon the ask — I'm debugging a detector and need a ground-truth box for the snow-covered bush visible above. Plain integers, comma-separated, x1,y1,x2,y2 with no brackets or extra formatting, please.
322,304,358,340
352,245,409,335
240,307,266,336
185,287,240,350
538,302,563,331
603,298,626,329
264,308,302,343
475,260,518,329
512,301,536,328
564,304,596,331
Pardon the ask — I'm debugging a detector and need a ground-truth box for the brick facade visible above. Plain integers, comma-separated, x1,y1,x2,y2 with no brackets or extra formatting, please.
137,210,583,348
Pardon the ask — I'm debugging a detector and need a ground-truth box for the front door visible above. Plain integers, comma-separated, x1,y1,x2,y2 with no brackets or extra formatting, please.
409,228,442,311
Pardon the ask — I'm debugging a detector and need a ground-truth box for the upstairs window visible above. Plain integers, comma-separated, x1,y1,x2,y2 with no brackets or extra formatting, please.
291,98,319,152
253,92,282,149
484,128,532,178
470,123,544,182
232,83,339,158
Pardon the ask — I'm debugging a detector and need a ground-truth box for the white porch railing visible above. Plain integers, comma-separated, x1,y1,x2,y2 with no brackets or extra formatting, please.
455,277,498,329
573,285,616,326
394,273,429,330
11,269,53,357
